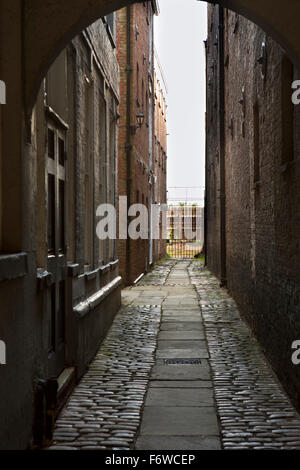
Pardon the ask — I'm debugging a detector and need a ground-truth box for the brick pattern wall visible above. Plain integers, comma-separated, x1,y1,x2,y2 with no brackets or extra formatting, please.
153,69,167,260
117,3,164,285
206,5,300,409
206,5,222,278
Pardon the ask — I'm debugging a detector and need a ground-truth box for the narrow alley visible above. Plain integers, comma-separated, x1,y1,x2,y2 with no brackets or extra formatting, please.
2,0,300,453
49,260,300,451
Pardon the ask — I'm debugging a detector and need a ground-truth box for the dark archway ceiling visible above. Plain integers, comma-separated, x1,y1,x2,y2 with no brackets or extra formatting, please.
24,0,300,115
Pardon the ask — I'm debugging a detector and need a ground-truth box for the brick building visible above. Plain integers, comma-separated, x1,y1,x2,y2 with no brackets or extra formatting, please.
0,15,121,449
116,0,166,286
206,5,300,409
152,60,167,261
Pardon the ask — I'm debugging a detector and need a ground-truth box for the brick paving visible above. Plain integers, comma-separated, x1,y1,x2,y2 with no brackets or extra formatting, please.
49,259,300,450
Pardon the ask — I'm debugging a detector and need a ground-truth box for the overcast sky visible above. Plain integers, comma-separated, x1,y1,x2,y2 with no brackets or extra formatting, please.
154,0,207,204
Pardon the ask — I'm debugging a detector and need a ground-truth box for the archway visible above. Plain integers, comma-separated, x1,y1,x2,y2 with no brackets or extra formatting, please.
23,0,300,117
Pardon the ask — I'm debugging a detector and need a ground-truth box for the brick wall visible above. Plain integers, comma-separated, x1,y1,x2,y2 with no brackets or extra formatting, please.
0,16,121,449
153,69,167,260
206,5,300,409
206,5,222,278
117,3,155,285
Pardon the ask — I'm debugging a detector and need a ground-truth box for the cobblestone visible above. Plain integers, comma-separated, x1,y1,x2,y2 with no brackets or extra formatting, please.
189,261,300,450
48,260,300,450
48,300,164,450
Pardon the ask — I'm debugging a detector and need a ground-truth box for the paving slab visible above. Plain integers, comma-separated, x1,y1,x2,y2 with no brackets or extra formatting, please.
156,348,209,359
160,322,204,331
158,331,205,340
132,298,164,305
163,309,201,313
139,407,219,436
135,436,221,450
145,388,214,407
157,340,207,350
149,380,213,389
151,363,211,381
162,315,202,322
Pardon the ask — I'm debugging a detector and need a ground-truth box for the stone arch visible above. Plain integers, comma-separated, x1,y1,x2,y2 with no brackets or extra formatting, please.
24,0,300,117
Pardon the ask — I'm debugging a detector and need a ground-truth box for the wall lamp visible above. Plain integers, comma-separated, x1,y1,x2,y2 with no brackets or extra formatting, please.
130,111,145,134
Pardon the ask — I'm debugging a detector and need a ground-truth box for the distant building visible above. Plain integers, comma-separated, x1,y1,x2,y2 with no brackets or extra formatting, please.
116,1,167,285
153,55,168,261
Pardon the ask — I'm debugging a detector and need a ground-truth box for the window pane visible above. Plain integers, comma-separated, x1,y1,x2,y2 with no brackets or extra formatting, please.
58,138,65,167
48,174,55,253
57,281,65,344
59,179,65,252
48,129,55,160
48,284,56,353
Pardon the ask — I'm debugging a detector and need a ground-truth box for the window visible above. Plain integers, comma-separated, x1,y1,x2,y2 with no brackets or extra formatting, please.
46,50,68,120
46,125,66,255
136,63,140,106
106,13,115,37
146,90,149,125
99,92,106,265
84,79,94,268
47,173,55,254
253,102,260,183
103,13,116,48
281,55,294,164
108,95,117,261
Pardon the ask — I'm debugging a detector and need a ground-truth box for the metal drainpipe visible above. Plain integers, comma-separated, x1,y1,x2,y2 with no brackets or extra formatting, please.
218,6,227,286
125,6,132,284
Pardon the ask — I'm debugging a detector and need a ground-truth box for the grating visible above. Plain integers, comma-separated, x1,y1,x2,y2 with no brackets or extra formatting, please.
164,359,201,365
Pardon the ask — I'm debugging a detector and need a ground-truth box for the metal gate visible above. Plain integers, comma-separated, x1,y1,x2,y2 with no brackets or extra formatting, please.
166,238,203,259
166,205,204,259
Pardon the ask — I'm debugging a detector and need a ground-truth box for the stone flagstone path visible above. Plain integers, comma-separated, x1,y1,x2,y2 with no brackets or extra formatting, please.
49,259,300,450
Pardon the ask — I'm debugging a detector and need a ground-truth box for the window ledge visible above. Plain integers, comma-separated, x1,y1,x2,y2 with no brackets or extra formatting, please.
0,252,28,282
37,270,53,291
74,276,122,318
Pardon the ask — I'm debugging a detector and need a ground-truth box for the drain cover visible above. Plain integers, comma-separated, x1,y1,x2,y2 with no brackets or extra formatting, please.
164,359,201,365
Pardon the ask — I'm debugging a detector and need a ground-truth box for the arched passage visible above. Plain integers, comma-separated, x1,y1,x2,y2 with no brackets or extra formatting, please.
23,0,300,117
0,0,300,450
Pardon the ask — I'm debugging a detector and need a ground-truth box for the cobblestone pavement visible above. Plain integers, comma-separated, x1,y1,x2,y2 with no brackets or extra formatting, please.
135,260,221,450
189,261,300,450
48,260,174,450
49,259,300,450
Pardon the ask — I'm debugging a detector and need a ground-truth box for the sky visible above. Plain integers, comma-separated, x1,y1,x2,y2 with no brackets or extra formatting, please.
154,0,207,204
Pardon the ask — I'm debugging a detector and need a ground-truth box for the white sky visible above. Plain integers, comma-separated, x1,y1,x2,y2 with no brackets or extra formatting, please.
154,0,207,204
